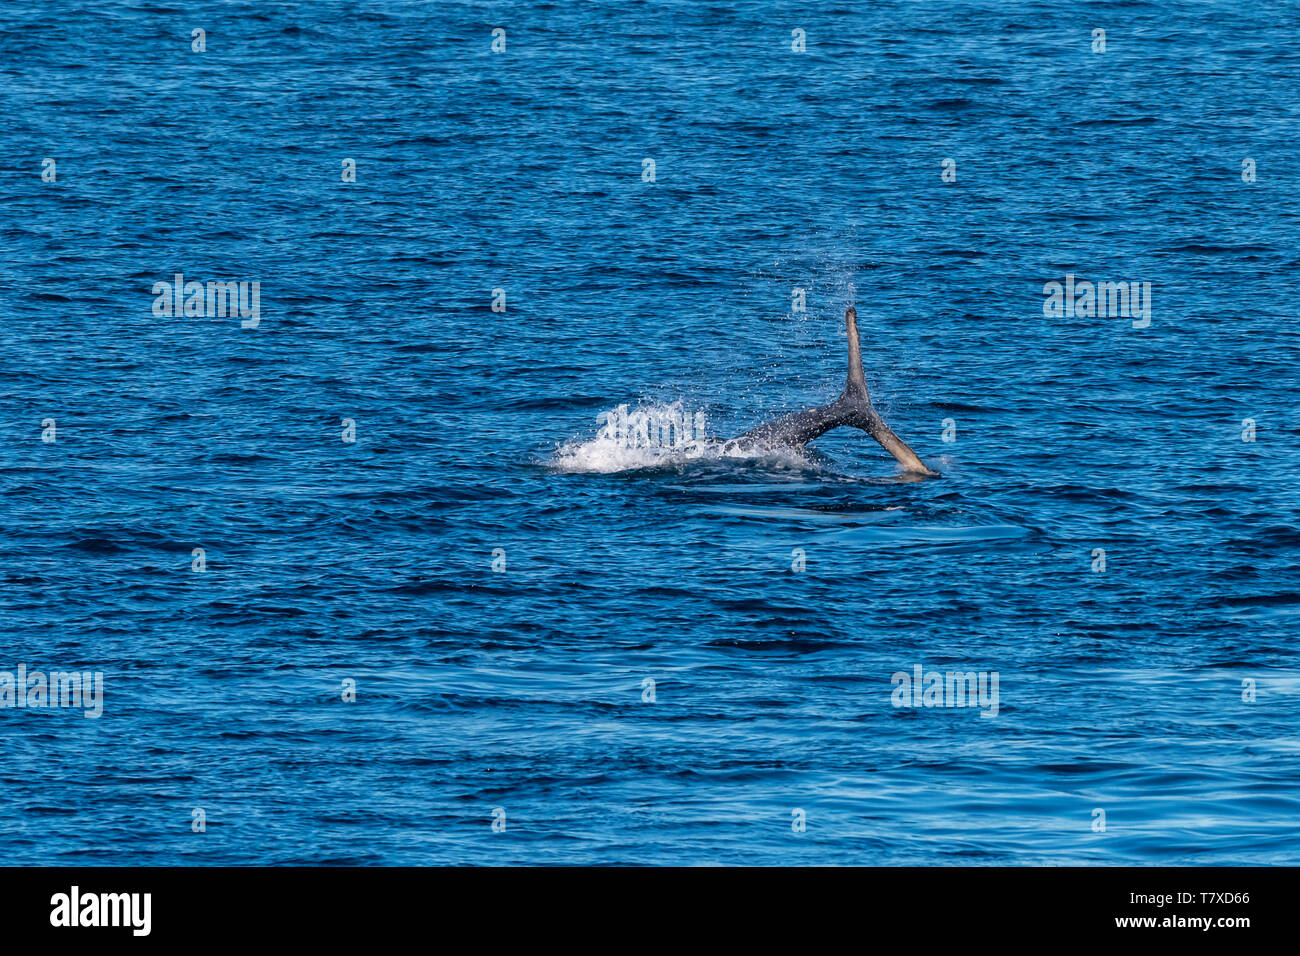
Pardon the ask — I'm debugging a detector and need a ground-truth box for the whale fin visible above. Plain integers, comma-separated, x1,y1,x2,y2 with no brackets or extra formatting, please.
729,306,938,476
844,305,868,400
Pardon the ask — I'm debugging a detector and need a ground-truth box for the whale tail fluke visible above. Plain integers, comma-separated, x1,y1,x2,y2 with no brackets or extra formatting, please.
729,306,938,476
844,305,868,401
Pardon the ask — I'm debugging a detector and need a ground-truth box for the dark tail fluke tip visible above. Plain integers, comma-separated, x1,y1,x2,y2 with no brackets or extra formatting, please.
844,306,868,399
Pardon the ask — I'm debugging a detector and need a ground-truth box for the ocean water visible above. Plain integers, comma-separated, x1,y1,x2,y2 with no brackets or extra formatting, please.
1,0,1298,865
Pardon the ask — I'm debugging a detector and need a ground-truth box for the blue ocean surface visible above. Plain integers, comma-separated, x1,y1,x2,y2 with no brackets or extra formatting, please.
1,0,1298,865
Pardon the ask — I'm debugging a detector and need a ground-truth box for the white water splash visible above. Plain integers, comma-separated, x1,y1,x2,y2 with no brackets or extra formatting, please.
548,401,813,474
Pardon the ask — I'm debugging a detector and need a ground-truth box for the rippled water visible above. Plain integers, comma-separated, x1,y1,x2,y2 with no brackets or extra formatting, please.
1,1,1298,864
